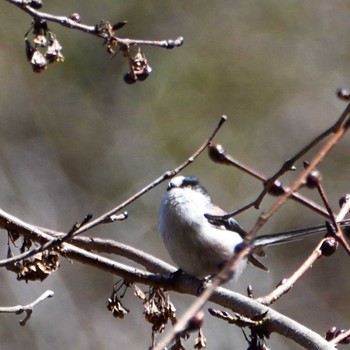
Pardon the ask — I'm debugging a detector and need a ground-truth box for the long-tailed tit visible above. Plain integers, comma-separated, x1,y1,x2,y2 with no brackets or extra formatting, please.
158,175,331,280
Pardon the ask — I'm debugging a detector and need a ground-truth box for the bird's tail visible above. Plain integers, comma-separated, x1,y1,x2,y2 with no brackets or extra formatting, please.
252,219,350,248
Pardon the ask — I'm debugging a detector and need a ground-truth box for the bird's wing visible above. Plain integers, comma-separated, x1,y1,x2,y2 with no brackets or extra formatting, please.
205,205,247,237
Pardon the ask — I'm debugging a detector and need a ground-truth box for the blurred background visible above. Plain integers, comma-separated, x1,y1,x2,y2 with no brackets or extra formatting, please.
1,1,350,349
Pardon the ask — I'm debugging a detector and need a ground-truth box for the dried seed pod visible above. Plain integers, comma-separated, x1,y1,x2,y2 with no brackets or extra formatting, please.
45,34,64,63
31,49,47,73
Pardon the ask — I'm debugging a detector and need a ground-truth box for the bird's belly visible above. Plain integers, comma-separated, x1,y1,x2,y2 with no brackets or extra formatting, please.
162,225,238,279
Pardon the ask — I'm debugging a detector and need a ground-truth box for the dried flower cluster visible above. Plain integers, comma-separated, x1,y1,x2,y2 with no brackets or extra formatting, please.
142,287,176,334
25,19,64,73
6,232,60,282
98,21,152,84
106,280,131,319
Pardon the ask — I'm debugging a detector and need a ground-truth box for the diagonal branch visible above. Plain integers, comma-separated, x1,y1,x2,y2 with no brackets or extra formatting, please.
64,115,227,238
256,101,350,208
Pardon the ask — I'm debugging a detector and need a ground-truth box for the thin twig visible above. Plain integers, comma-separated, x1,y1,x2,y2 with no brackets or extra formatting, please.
0,116,226,269
255,101,350,208
0,290,54,326
67,115,227,237
208,143,328,217
315,179,350,253
5,0,184,48
247,105,350,242
329,329,350,346
256,195,350,305
255,239,326,305
0,215,94,268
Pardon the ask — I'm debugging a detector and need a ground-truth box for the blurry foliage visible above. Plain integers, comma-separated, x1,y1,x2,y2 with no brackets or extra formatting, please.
1,1,350,349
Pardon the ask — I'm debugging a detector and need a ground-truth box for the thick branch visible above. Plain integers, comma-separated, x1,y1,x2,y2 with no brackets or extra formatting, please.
0,207,336,349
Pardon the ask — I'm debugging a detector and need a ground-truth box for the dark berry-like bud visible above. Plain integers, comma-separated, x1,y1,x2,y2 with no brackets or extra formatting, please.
267,179,286,196
69,13,81,23
30,0,43,9
320,238,338,257
123,73,137,84
186,311,204,332
136,65,152,81
336,88,350,101
208,143,227,163
136,72,149,81
305,169,322,189
325,326,337,341
303,161,322,189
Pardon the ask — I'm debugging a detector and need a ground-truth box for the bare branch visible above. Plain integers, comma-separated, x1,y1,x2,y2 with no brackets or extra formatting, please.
69,236,175,275
256,194,350,306
0,205,338,349
64,115,227,238
247,102,350,242
329,328,350,346
0,290,54,326
256,101,350,208
5,0,184,48
208,143,329,217
153,103,350,350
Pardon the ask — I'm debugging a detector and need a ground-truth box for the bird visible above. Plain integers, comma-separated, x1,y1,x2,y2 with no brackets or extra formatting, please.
158,175,332,280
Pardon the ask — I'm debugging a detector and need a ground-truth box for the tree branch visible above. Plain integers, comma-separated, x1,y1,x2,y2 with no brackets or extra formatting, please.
0,206,337,349
4,0,184,48
0,290,54,326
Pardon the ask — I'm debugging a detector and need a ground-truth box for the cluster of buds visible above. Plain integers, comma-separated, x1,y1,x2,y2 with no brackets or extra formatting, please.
123,48,152,84
25,19,64,73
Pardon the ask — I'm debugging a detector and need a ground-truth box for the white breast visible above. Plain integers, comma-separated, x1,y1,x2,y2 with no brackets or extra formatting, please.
158,187,244,279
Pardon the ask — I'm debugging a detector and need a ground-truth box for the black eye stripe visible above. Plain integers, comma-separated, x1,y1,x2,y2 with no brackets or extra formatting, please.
181,176,199,187
167,176,209,196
